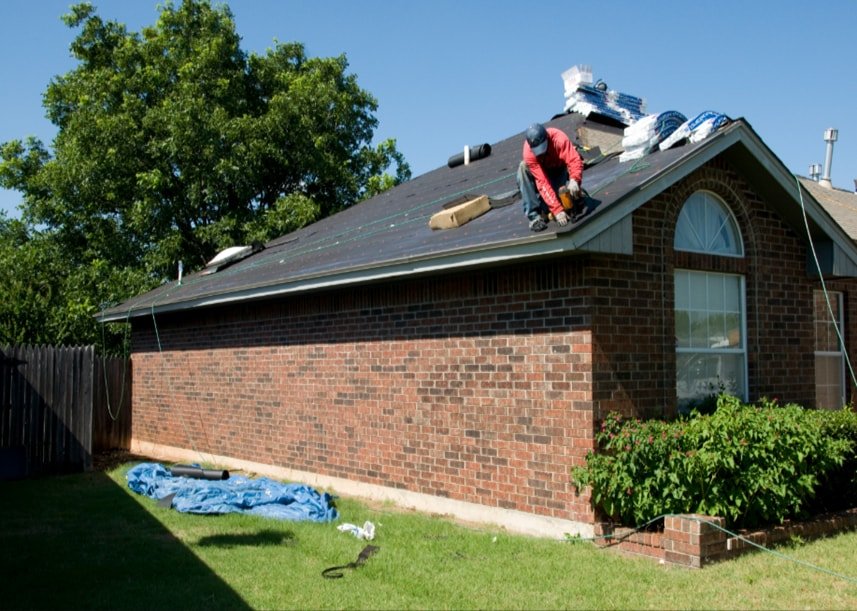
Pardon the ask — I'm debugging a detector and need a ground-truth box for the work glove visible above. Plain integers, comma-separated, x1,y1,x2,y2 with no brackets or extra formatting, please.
566,178,581,199
555,211,569,226
529,217,548,232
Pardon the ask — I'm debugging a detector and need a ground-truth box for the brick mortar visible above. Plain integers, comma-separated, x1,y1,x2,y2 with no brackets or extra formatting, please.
598,509,857,566
132,264,598,522
127,159,857,526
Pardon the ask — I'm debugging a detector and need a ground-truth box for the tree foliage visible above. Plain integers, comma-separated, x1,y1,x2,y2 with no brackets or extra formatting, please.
0,213,146,349
0,0,410,350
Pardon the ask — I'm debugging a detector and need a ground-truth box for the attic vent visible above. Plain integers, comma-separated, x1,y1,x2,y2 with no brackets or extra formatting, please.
208,245,253,267
202,243,264,274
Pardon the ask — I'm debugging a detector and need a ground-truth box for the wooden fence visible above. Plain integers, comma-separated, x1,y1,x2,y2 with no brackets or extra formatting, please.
93,355,133,452
0,345,131,478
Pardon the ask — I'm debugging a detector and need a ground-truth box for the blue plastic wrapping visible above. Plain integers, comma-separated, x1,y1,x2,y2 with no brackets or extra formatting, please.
564,84,647,126
659,111,730,151
654,111,687,142
127,462,338,522
620,111,689,161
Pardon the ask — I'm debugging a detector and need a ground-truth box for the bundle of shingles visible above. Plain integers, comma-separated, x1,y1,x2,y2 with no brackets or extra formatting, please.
619,110,688,162
562,65,646,126
560,66,730,163
658,110,730,151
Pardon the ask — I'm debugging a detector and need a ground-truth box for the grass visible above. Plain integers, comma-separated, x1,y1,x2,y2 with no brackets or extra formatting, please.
1,461,857,610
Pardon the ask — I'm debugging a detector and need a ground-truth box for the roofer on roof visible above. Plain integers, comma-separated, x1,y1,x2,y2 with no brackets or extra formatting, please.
517,123,584,232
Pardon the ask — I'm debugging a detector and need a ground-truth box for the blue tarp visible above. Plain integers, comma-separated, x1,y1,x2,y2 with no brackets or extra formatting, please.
126,462,338,522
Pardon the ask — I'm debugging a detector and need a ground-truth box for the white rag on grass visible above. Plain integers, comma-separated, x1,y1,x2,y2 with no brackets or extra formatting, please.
337,520,376,540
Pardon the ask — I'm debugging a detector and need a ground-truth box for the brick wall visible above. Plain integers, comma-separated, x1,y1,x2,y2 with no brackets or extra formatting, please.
589,159,841,421
131,265,598,523
128,158,856,527
595,509,857,567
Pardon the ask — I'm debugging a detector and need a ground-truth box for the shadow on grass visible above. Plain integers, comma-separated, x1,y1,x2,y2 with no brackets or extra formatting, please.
197,529,296,548
0,471,250,610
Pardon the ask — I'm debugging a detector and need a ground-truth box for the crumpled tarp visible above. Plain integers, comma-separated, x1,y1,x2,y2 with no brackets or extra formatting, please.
127,462,338,522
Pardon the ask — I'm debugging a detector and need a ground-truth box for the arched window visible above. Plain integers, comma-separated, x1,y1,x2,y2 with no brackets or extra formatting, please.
674,192,747,410
674,191,743,256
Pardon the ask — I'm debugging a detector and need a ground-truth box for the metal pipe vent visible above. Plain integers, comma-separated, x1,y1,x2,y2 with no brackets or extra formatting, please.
819,128,838,189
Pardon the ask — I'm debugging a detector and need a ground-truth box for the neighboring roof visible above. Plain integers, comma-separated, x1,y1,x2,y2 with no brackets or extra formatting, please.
799,178,857,242
100,112,857,322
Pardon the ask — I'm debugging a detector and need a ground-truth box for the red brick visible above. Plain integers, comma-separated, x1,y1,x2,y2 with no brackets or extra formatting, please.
129,162,857,526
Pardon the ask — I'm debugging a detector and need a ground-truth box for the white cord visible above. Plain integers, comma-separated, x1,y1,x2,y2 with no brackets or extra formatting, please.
794,175,857,395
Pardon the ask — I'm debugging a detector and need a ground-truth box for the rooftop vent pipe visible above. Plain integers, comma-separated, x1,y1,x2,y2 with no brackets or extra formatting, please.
819,128,838,189
447,143,491,168
809,163,822,181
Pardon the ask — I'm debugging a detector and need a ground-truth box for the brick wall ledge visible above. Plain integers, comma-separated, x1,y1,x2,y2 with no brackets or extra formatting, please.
594,508,857,568
130,438,594,540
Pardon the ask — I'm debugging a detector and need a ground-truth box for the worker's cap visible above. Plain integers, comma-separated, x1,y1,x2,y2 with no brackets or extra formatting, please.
526,123,549,156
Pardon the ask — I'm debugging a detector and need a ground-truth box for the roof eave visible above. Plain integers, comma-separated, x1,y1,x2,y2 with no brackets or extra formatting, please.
101,232,575,321
100,121,857,323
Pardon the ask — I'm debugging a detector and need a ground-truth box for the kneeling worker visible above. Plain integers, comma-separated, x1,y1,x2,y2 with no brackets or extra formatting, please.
517,122,584,232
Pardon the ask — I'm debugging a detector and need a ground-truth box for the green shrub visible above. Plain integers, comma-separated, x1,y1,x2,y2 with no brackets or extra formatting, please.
810,405,857,512
571,396,853,529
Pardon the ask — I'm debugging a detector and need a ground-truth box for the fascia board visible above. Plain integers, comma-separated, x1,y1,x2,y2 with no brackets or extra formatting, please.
735,126,857,271
101,232,572,321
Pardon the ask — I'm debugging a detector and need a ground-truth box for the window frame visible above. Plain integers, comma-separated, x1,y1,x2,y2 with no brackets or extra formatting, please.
673,190,747,410
674,190,744,258
814,289,846,409
675,269,749,407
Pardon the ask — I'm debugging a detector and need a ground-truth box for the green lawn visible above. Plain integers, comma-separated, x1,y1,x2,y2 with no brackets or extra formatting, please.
1,462,856,610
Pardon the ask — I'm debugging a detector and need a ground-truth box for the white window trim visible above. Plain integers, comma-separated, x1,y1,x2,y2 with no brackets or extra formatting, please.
674,190,745,258
675,270,749,402
814,290,846,408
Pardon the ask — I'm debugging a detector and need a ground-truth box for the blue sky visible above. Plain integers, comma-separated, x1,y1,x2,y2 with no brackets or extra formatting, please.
1,0,856,219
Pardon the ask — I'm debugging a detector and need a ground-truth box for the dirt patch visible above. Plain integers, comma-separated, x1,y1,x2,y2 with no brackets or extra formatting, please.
93,449,151,472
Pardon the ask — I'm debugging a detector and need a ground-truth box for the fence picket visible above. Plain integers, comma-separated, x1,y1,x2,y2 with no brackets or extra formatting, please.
0,345,129,477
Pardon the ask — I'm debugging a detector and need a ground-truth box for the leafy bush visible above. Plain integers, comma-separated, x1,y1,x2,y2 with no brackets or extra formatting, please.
810,405,857,512
571,396,854,529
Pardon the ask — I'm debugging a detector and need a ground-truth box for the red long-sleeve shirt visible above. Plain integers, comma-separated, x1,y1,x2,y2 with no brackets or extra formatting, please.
522,127,584,216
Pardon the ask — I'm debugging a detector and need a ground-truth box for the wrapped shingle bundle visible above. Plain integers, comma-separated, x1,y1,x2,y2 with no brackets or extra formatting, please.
659,111,730,151
561,65,646,126
619,111,687,162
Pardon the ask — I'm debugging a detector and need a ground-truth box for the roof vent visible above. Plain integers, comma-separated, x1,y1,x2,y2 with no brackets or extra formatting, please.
819,128,838,189
207,245,253,267
202,243,264,275
809,163,822,181
447,143,491,168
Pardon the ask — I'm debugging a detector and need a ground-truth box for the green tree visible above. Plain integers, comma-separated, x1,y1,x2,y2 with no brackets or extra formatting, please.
0,0,410,349
0,212,145,350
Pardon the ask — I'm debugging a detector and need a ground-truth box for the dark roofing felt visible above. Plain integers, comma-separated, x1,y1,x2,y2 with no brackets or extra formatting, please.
100,112,857,321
